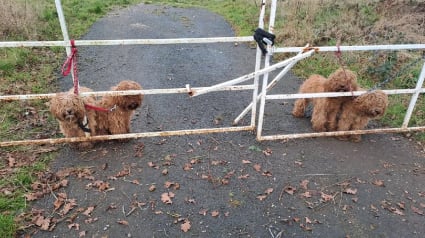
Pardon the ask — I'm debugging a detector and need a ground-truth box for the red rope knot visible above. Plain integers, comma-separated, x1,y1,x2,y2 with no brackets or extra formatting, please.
61,39,79,95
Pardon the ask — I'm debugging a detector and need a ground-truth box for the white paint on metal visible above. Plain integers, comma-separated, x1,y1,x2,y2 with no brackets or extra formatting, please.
402,61,425,128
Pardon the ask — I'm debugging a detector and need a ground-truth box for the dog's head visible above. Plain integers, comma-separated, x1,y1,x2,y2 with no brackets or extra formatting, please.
112,80,143,111
354,90,389,118
49,92,86,123
326,68,359,92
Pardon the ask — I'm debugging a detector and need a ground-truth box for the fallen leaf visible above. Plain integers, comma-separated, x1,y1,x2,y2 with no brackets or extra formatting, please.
262,148,272,156
242,160,252,164
54,198,64,211
265,188,274,195
257,195,267,201
238,174,249,179
79,231,86,237
294,161,303,166
393,208,405,216
115,169,130,177
411,205,424,215
300,180,309,190
372,179,385,187
162,169,168,175
305,217,312,224
397,202,405,210
161,193,173,204
183,163,192,171
284,186,296,195
34,215,50,230
211,210,219,217
149,184,156,192
262,171,272,177
300,191,312,198
344,188,358,195
199,209,208,216
321,192,334,202
253,164,261,172
84,217,98,224
117,220,129,226
181,219,191,232
132,179,140,185
68,223,79,230
83,206,95,217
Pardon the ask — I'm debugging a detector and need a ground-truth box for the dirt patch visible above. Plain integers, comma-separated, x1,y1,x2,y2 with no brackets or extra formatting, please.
19,3,425,238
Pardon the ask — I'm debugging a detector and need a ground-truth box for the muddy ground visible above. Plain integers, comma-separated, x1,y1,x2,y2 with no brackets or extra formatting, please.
25,3,425,238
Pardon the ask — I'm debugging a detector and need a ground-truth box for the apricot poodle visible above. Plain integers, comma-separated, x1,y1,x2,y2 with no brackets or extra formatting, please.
337,90,388,142
49,87,97,149
292,68,359,132
96,80,143,136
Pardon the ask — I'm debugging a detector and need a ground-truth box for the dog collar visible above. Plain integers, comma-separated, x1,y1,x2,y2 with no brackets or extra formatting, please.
78,116,91,133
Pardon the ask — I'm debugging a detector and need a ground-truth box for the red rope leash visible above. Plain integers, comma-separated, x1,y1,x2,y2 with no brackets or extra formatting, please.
61,40,79,95
335,43,354,94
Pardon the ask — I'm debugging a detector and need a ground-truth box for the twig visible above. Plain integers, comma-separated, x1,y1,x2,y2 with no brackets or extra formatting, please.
125,206,137,217
299,173,348,177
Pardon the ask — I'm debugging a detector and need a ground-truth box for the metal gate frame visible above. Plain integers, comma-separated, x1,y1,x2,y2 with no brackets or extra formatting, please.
1,0,425,147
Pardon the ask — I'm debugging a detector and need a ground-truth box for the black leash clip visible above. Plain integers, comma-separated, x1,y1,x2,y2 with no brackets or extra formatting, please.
253,28,276,56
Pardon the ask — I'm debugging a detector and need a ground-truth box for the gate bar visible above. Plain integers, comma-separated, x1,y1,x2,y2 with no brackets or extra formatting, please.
0,37,254,48
0,126,254,147
274,44,425,53
0,85,254,101
258,126,425,141
189,49,316,97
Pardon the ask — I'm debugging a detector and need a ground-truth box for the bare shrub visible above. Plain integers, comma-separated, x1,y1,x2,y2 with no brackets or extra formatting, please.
0,0,41,40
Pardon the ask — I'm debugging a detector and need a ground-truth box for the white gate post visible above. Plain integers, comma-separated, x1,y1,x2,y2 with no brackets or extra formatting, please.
402,60,425,128
256,0,277,140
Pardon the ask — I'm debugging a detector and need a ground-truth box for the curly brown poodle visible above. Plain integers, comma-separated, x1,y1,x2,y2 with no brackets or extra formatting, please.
49,87,97,149
96,80,143,136
292,68,359,132
337,90,388,142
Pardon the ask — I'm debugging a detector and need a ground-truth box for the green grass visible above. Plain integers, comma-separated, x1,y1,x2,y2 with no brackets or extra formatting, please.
0,214,15,238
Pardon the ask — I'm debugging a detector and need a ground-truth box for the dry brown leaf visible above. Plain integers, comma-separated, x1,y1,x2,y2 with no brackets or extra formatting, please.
149,184,156,192
242,160,252,164
84,217,98,224
305,217,312,224
164,181,174,188
372,179,385,187
344,188,358,195
300,191,312,198
199,209,208,216
265,188,274,195
211,210,220,217
161,193,173,204
397,202,405,210
262,148,272,156
115,169,130,177
68,223,79,230
117,220,129,226
79,231,86,237
34,215,50,231
257,195,267,201
321,192,334,202
300,180,309,190
253,164,261,172
162,169,168,175
83,206,95,217
181,220,191,232
183,163,192,171
54,198,64,211
393,208,405,216
284,186,296,195
61,199,77,216
132,179,140,185
411,205,424,215
294,161,303,166
238,174,250,179
262,171,272,177
293,217,300,223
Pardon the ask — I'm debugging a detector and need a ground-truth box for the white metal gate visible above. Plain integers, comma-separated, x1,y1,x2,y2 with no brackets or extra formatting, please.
1,0,425,147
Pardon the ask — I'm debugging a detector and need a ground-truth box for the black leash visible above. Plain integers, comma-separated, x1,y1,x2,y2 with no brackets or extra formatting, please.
253,28,276,56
